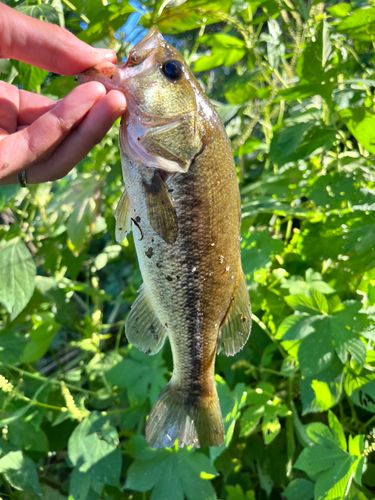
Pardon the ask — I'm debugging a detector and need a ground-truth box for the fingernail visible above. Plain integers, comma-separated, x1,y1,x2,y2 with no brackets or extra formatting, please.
94,48,117,61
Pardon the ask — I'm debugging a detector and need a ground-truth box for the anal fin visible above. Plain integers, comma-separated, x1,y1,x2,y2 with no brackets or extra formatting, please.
115,188,131,243
125,284,168,355
143,172,178,244
218,270,252,356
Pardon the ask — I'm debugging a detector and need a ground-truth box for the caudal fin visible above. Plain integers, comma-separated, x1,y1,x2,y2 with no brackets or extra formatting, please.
145,383,224,448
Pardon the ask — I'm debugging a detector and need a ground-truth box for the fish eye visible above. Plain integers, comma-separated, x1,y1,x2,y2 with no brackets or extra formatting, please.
161,60,183,81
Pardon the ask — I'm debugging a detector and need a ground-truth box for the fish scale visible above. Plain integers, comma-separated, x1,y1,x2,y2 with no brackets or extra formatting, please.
78,26,252,448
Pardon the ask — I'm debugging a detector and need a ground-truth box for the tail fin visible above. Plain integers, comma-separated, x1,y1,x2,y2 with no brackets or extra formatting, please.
145,383,224,448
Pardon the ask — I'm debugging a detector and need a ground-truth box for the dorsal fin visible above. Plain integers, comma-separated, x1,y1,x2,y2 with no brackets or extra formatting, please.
143,172,178,244
218,270,252,356
125,284,168,355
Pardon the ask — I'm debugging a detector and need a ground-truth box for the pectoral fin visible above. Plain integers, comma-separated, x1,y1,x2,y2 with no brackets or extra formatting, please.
143,172,178,244
115,188,132,243
125,284,168,355
218,270,252,356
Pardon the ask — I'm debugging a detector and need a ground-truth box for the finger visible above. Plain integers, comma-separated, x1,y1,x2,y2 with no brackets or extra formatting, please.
0,81,19,134
0,4,117,75
0,82,56,132
18,90,57,126
0,82,106,184
27,90,126,183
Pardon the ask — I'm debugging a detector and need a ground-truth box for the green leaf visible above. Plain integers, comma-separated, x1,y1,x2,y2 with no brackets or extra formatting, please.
327,3,351,18
106,349,168,406
124,436,217,500
284,294,318,314
298,323,334,377
14,61,48,92
328,411,347,451
339,107,375,154
0,186,20,210
21,313,60,363
209,378,247,461
337,7,375,41
0,331,28,364
276,314,317,341
310,289,328,314
8,419,49,452
15,4,60,23
300,354,344,414
68,412,121,497
0,239,36,320
0,451,42,498
283,478,314,500
294,438,351,477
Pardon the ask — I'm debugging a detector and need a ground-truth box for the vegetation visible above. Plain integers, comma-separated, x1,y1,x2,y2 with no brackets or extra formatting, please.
1,0,375,498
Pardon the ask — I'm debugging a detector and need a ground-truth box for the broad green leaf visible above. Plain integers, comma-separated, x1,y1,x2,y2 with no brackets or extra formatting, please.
124,436,217,500
14,61,48,92
8,419,49,452
284,294,318,314
209,378,247,461
294,438,351,477
328,411,347,451
106,349,168,406
226,485,256,500
68,412,121,498
283,478,314,500
340,107,375,154
337,7,375,41
21,313,60,363
298,326,334,377
327,3,351,18
0,451,42,498
0,239,36,320
310,289,328,314
0,332,28,364
300,355,344,414
15,4,60,23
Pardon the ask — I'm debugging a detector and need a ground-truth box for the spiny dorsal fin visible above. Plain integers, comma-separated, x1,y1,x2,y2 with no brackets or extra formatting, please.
115,188,132,243
143,172,178,244
125,284,168,355
218,270,252,356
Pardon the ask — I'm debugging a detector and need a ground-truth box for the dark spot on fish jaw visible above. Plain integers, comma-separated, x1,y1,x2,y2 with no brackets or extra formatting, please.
135,216,141,222
166,275,173,281
156,262,162,268
146,349,151,354
145,247,154,258
137,137,140,141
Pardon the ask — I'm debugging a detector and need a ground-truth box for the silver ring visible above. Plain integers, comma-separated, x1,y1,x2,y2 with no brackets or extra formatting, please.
18,171,28,188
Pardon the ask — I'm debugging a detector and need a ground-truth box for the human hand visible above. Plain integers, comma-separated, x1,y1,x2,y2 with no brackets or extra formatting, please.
0,3,126,186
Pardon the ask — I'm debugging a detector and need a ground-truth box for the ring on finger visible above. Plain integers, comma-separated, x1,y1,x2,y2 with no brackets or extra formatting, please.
18,171,28,188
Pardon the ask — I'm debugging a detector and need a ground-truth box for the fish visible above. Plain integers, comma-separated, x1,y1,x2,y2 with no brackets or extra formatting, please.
78,26,251,448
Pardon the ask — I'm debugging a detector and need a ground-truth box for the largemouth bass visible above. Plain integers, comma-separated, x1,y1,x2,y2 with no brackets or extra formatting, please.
78,26,251,448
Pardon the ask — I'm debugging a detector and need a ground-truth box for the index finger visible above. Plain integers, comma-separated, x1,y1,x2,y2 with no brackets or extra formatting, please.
0,3,117,75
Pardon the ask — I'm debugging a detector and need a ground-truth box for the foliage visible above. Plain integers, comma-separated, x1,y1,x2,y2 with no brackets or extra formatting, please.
1,0,375,498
